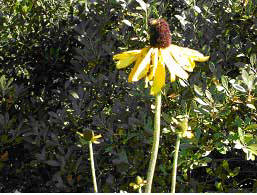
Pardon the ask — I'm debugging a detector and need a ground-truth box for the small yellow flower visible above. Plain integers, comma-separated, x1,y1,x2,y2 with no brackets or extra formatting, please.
113,18,209,95
76,131,102,144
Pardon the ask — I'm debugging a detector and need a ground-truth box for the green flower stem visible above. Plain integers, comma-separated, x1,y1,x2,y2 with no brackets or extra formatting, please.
171,134,181,193
89,141,98,193
145,92,162,193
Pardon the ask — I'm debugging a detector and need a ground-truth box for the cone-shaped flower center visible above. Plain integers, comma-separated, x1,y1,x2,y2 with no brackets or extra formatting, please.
149,18,171,48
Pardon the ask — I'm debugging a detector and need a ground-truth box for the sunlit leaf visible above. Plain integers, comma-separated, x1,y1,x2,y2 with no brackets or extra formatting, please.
232,84,246,92
135,0,148,12
194,85,203,96
70,91,80,99
195,97,209,106
246,103,256,110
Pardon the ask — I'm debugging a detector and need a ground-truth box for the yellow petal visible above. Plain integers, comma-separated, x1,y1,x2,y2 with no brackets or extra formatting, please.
168,45,195,72
183,57,196,72
128,47,153,82
147,48,158,81
113,50,141,60
93,134,102,139
150,51,166,95
170,71,176,82
193,56,210,62
162,48,189,80
115,56,137,69
169,45,191,65
113,50,141,69
137,63,150,81
169,44,209,65
170,44,204,57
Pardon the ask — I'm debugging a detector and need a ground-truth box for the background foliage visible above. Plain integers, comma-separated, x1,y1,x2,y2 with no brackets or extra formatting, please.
0,0,257,192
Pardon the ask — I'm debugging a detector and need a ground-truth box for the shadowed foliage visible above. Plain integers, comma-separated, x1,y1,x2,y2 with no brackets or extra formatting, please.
0,0,257,193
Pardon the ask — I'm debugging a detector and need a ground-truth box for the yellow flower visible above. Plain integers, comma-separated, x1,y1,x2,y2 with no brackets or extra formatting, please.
76,131,102,144
113,19,209,96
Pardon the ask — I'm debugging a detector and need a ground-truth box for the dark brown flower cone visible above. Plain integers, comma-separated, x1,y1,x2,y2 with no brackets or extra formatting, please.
149,18,171,48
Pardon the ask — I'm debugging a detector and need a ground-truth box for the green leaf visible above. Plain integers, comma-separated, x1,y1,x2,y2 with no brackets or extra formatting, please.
232,84,246,92
122,19,132,27
206,167,215,176
162,112,172,124
205,90,213,102
247,144,257,156
194,85,203,96
221,75,228,90
241,69,249,86
222,160,229,171
250,53,256,66
0,75,6,90
245,124,257,130
244,133,253,144
246,103,256,110
208,62,216,73
135,0,148,12
230,167,240,177
238,128,244,144
215,181,224,191
195,97,209,106
70,91,79,99
179,79,189,87
45,160,61,167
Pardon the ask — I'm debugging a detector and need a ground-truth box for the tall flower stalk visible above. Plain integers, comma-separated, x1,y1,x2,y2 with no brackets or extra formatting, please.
171,117,190,193
145,91,161,192
89,140,98,193
171,133,181,193
77,131,102,193
113,18,209,193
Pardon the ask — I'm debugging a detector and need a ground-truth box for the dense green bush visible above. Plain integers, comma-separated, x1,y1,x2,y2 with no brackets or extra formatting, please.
0,0,257,192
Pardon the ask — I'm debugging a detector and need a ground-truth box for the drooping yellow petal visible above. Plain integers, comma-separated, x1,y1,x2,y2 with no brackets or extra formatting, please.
147,48,158,81
169,44,209,66
137,62,150,81
113,50,141,60
162,48,189,80
113,50,141,69
115,56,137,69
170,44,204,57
150,51,166,95
168,45,199,72
193,55,210,62
128,47,153,82
182,57,196,72
170,71,176,82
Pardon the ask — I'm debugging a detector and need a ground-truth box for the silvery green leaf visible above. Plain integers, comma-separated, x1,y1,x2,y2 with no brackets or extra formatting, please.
229,79,236,84
246,104,256,110
208,62,216,72
236,53,245,57
241,69,249,86
221,75,228,89
250,53,256,66
194,6,202,13
179,79,189,87
135,0,148,12
122,19,132,27
194,85,203,96
70,91,80,99
216,85,225,91
232,84,246,93
195,97,209,106
175,14,188,28
234,140,243,149
247,75,254,91
205,90,213,102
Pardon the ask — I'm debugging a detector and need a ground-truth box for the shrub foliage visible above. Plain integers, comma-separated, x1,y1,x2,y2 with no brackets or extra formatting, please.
0,0,257,192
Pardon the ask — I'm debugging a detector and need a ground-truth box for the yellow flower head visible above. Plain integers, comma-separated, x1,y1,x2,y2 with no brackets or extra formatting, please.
113,18,210,95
